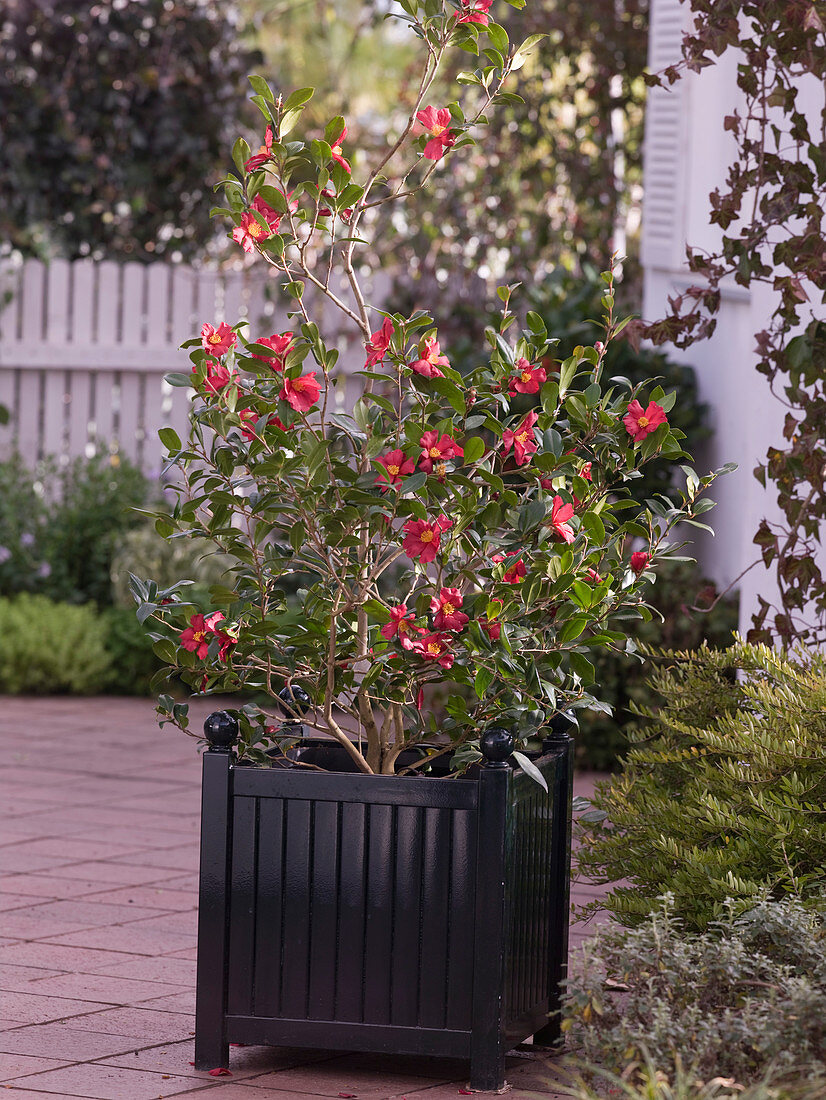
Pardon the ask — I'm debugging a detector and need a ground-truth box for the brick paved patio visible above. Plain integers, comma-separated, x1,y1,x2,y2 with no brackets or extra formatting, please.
0,696,608,1099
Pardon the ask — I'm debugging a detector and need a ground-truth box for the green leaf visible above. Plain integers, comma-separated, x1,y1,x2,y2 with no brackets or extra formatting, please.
283,86,314,112
289,522,306,552
463,436,486,464
512,751,548,792
400,472,427,495
486,22,509,53
427,376,466,416
248,75,275,103
158,427,181,453
558,615,587,643
364,598,391,624
475,667,494,698
164,372,192,388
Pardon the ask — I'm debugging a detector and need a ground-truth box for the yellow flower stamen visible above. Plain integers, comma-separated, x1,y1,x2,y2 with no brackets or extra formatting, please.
420,530,434,543
429,446,441,458
387,464,400,476
443,602,455,615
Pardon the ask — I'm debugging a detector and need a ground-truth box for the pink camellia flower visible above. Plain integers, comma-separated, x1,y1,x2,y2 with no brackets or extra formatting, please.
412,632,455,669
456,0,493,24
380,603,420,650
402,515,453,563
375,449,416,488
232,211,272,253
623,399,668,442
430,587,469,631
364,316,395,368
204,611,237,663
253,332,294,372
503,557,526,584
194,358,236,396
330,127,351,174
201,321,236,357
245,125,274,171
179,614,212,660
585,567,603,584
280,372,321,413
237,405,286,442
410,337,450,379
502,410,539,466
631,551,651,574
416,106,456,160
419,431,464,473
550,495,575,544
508,357,547,395
250,194,282,232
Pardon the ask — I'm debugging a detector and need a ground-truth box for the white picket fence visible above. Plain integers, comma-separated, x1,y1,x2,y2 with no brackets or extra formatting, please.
0,258,376,474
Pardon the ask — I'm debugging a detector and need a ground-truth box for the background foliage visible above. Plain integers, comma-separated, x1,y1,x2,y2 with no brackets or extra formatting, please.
576,641,826,928
0,0,259,260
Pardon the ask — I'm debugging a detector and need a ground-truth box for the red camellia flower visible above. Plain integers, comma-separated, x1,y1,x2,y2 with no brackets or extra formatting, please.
508,357,547,395
402,515,453,563
245,125,274,171
623,399,668,442
456,0,493,24
502,558,526,584
585,567,603,584
482,619,502,642
251,193,282,231
380,604,419,650
232,211,271,253
201,321,236,357
502,410,539,466
631,551,651,574
581,461,593,481
253,332,294,372
410,337,450,379
280,373,321,413
430,587,469,631
375,449,416,488
330,127,352,174
237,405,286,442
194,358,236,396
413,632,455,669
204,611,237,663
419,431,464,473
550,495,575,544
364,316,395,368
416,106,456,160
179,614,212,660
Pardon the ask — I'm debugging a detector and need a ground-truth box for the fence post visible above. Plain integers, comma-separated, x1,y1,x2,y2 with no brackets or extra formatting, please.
194,711,238,1071
533,717,574,1048
470,727,513,1092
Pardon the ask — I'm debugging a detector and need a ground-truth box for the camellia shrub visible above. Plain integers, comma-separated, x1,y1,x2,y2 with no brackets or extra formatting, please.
135,0,732,774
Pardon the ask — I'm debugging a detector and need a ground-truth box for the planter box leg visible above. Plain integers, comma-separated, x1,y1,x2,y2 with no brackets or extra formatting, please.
469,1041,506,1093
194,726,236,1071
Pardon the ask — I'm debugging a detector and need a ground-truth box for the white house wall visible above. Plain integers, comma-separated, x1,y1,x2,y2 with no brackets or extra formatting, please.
642,0,789,635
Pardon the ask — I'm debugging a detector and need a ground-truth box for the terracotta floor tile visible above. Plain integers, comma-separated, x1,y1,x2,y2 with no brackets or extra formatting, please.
45,861,185,886
8,1062,207,1099
21,899,168,927
0,1051,73,1081
0,912,97,942
42,924,196,956
60,1006,196,1042
0,943,140,973
242,1062,458,1097
8,838,146,863
110,846,199,873
82,885,197,912
0,894,45,914
20,973,189,1006
0,874,115,900
0,1021,148,1060
0,963,66,991
0,850,78,874
88,956,197,985
137,991,194,1015
96,1038,334,1080
0,1088,80,1098
0,991,110,1025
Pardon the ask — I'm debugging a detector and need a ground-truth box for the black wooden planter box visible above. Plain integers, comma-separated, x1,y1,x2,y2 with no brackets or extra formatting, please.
194,718,574,1091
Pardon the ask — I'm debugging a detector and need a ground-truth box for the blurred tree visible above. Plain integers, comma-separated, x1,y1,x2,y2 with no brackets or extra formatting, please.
0,0,259,260
375,0,650,332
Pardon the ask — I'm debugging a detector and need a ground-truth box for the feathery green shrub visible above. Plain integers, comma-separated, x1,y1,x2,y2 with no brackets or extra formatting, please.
575,641,826,929
0,594,111,693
